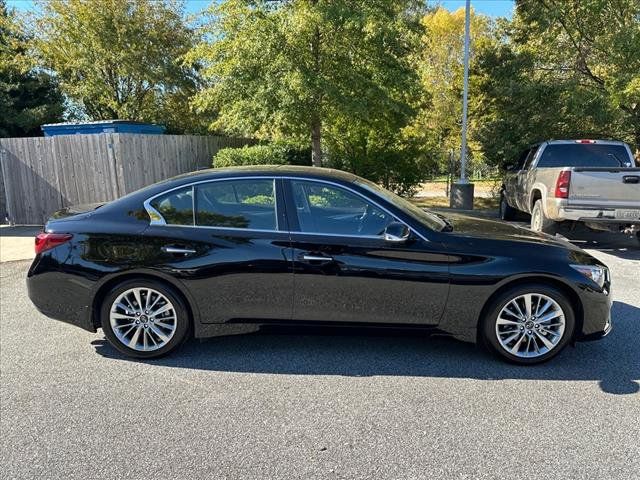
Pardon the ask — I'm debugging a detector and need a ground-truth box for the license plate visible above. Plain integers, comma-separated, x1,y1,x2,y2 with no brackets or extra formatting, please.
614,209,640,220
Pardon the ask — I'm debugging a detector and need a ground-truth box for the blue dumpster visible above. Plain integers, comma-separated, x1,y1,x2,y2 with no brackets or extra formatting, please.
41,120,165,136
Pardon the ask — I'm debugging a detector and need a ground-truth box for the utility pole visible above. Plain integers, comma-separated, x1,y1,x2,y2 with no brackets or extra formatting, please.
450,0,475,209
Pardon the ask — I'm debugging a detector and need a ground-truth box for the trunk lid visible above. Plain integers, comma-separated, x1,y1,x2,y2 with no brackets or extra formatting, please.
49,202,106,220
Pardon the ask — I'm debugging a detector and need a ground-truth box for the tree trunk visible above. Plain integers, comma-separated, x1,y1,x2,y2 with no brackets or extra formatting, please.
311,119,322,167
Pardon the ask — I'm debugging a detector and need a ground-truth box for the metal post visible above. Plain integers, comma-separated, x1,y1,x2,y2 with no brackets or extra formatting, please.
460,0,471,184
450,0,475,209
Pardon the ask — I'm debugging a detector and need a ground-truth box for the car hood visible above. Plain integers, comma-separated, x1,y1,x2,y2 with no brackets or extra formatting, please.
437,211,578,249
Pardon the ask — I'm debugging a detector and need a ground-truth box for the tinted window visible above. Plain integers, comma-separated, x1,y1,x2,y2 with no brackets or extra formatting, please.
150,187,193,225
355,178,447,232
195,179,276,230
537,144,632,168
291,180,394,236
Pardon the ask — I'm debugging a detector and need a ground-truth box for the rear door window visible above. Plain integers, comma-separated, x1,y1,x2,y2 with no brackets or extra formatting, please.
150,186,193,225
195,179,277,230
537,144,632,168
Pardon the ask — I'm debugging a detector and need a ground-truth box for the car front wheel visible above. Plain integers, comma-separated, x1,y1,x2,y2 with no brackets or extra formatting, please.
100,279,190,359
481,284,575,365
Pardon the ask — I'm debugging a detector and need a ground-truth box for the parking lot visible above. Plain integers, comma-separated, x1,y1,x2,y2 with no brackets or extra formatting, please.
1,229,639,479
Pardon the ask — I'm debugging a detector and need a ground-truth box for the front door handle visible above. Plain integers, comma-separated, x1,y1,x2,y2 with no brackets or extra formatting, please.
162,246,196,255
302,254,334,262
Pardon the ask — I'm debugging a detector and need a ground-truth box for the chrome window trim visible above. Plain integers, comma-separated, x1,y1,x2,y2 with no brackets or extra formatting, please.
143,174,428,242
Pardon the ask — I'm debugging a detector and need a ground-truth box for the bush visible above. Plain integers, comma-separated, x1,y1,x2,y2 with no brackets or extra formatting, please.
213,142,311,168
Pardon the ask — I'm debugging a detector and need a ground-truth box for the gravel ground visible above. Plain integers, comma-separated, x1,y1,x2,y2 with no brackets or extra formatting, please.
1,242,639,480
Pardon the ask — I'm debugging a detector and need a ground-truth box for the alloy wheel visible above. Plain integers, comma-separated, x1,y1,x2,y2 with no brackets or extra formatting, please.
109,287,178,352
495,293,566,358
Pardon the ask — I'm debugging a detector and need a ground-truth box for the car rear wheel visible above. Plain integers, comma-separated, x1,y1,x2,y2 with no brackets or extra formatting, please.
499,192,517,221
100,279,190,359
481,284,575,365
530,199,558,234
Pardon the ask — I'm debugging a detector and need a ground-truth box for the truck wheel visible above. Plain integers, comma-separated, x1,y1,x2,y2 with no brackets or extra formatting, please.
531,199,557,234
499,192,517,221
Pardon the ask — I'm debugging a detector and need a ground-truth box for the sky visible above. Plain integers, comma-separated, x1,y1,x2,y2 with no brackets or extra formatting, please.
7,0,515,19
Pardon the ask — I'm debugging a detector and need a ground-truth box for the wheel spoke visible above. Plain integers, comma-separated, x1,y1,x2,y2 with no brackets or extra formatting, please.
154,320,174,330
151,304,173,317
132,288,143,311
510,299,526,319
497,317,521,326
536,299,552,316
114,322,135,329
111,313,137,321
538,310,563,323
534,330,555,350
524,294,532,318
128,326,142,348
149,324,169,343
509,333,526,354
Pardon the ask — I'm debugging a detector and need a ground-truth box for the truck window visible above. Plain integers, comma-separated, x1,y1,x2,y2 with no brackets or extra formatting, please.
537,144,632,168
522,146,539,170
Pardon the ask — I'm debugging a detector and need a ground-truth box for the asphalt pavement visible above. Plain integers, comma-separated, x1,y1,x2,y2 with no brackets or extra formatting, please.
1,241,639,479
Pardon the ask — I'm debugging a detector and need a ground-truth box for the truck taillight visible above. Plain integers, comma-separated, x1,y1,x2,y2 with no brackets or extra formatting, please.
35,233,73,254
554,171,571,198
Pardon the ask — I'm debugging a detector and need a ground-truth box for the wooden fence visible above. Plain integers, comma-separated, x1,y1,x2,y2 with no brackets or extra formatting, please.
0,134,252,225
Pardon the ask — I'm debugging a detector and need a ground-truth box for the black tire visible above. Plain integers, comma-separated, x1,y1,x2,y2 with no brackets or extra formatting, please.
480,283,576,365
499,192,517,221
530,199,558,234
100,279,190,359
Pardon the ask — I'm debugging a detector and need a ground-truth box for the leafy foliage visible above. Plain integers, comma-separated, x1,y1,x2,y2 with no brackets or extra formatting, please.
0,1,64,137
191,0,426,181
473,1,640,166
213,142,312,167
32,0,206,133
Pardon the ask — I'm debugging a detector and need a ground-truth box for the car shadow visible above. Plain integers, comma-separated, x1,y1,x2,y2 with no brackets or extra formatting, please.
93,301,639,396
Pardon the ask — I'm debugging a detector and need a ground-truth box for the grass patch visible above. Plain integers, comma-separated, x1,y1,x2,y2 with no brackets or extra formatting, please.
409,196,499,210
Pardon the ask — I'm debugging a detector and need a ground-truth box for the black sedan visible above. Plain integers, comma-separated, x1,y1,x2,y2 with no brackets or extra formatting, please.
27,166,612,364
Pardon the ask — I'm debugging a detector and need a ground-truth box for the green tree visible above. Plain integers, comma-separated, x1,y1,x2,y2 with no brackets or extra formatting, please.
407,6,492,174
32,0,204,133
472,34,621,167
190,0,424,168
512,0,640,150
0,0,64,137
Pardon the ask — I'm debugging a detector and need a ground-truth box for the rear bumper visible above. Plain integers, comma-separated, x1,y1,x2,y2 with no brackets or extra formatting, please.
27,254,96,332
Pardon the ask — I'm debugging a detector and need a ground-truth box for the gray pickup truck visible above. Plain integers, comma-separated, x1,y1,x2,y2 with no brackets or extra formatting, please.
500,140,640,242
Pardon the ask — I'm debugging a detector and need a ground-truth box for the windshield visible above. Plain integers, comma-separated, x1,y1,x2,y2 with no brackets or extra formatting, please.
355,179,448,232
537,144,632,168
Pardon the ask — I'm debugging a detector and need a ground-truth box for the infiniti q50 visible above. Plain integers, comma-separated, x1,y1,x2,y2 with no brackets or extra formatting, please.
27,166,612,364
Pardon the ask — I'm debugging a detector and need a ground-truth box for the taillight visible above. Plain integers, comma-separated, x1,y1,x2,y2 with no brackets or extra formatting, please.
554,171,571,198
35,233,73,255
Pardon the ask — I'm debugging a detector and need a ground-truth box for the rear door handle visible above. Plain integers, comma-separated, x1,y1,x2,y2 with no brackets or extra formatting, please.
162,246,196,255
302,254,334,262
623,175,639,184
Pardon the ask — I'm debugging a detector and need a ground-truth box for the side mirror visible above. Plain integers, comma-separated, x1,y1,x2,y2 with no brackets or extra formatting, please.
383,222,410,243
505,163,518,172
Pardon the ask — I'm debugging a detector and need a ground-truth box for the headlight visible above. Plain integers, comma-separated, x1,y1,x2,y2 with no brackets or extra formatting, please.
570,264,607,288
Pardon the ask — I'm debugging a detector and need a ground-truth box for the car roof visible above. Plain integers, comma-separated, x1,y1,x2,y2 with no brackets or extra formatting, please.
169,165,357,183
109,165,359,210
